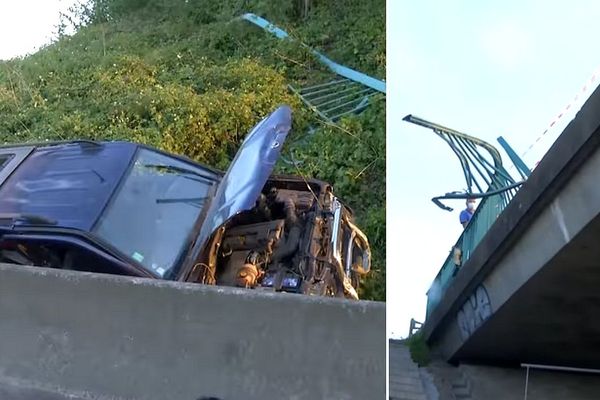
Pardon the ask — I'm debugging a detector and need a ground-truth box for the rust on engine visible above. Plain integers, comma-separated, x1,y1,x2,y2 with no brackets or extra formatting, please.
192,178,369,299
235,263,262,288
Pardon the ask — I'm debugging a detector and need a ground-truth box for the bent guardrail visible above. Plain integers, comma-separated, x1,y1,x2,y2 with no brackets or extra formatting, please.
240,13,386,93
403,115,530,318
239,13,385,122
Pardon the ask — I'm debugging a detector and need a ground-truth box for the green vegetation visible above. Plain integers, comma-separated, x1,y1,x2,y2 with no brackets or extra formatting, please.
0,0,385,300
405,333,431,366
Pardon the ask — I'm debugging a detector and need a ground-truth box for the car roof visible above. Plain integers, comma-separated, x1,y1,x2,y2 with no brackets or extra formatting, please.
0,141,137,231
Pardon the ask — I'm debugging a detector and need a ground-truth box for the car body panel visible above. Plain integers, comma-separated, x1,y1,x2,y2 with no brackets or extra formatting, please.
191,105,292,265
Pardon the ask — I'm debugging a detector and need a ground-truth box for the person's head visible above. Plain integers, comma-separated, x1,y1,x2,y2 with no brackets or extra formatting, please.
466,198,476,211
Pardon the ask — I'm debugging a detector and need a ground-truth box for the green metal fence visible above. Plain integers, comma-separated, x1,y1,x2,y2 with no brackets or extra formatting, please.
425,189,513,317
240,13,386,122
402,116,529,319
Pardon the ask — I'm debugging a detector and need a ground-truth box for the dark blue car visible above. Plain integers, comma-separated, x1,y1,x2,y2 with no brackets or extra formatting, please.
0,106,370,299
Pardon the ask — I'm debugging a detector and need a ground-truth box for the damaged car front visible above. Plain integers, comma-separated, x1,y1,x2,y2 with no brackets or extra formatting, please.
173,105,371,299
0,106,371,299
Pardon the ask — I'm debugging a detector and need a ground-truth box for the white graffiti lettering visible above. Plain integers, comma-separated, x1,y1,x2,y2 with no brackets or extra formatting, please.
457,285,492,340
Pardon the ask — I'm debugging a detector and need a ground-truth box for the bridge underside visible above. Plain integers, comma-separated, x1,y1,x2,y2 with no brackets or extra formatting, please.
454,211,600,368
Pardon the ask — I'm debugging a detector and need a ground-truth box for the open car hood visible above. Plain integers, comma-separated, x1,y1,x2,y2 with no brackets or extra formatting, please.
197,105,292,243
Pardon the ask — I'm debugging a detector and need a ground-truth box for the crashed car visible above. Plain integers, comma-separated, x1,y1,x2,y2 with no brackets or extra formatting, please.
0,106,370,299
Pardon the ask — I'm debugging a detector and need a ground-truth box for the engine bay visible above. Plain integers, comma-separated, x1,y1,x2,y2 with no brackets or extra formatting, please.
196,179,362,298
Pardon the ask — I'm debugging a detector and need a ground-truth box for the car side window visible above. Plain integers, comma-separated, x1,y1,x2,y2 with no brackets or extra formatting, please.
0,237,139,277
0,146,34,188
0,154,14,168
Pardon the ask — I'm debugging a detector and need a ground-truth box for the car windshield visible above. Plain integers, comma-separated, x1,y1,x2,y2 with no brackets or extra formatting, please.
93,148,216,278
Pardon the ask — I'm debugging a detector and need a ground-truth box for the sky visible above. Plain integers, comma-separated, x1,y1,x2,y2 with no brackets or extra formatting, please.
0,0,79,60
3,0,600,340
388,0,600,338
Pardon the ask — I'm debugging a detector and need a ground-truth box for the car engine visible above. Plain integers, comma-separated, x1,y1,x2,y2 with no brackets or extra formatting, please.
196,179,365,299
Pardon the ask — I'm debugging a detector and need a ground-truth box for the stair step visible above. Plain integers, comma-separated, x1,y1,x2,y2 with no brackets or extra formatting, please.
389,367,420,376
389,342,428,400
390,394,428,400
389,382,427,395
390,376,424,386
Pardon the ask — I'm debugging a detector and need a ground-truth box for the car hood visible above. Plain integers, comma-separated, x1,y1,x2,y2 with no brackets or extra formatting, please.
196,105,292,245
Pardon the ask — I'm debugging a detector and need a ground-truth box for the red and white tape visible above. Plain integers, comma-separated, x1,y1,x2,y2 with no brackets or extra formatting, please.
521,66,600,159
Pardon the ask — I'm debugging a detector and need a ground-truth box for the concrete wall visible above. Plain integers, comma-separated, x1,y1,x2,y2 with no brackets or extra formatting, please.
432,145,600,363
0,263,385,400
461,364,600,400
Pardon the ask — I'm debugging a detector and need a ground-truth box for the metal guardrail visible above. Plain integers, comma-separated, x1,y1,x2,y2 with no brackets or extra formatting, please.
239,13,385,122
403,116,530,318
521,363,600,400
408,318,423,338
288,79,381,122
239,13,386,94
425,188,516,317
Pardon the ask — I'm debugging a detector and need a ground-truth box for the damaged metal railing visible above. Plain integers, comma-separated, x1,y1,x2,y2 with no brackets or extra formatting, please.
240,13,385,122
403,115,531,317
288,79,381,122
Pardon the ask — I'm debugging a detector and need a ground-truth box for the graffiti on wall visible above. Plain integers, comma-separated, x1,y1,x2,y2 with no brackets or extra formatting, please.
457,285,492,341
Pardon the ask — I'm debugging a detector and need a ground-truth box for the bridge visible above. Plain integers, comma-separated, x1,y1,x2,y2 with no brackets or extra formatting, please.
414,84,600,368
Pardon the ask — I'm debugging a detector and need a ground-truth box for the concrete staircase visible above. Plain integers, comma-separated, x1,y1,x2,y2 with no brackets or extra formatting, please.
389,340,429,400
424,361,473,400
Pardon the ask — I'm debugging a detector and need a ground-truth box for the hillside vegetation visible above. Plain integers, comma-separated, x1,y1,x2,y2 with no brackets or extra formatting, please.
0,0,385,300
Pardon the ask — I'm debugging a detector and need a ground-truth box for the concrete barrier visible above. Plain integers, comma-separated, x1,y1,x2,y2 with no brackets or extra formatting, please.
0,263,385,400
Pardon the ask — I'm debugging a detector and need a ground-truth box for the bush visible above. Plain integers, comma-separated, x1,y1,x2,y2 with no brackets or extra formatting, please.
405,333,431,366
0,56,305,167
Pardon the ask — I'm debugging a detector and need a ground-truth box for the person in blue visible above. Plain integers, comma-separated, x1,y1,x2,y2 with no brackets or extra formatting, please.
459,198,477,228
